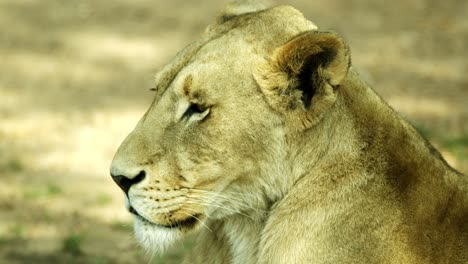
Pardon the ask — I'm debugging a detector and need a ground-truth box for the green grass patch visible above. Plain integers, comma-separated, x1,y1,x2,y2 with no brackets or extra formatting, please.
96,193,112,206
9,224,27,238
47,183,62,195
110,221,133,232
3,158,24,172
39,209,53,223
443,135,468,148
0,236,9,246
442,135,468,161
62,234,83,256
92,256,111,264
24,183,62,199
412,123,433,139
412,121,467,162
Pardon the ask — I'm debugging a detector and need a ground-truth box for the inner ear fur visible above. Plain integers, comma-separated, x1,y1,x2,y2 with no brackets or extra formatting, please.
255,30,350,130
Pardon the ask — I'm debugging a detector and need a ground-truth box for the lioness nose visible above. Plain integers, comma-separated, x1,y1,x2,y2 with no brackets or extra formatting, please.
111,170,146,195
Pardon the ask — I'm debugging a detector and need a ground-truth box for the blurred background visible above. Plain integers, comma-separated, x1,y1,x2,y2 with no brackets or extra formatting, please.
0,0,466,263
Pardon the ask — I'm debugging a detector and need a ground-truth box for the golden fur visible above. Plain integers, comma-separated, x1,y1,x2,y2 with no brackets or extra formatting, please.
110,2,468,263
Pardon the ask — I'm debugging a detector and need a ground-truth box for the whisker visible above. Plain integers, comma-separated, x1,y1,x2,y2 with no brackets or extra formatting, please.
183,199,237,216
188,189,267,213
185,197,256,221
188,190,252,208
183,199,232,212
147,250,156,264
183,207,211,218
190,189,248,201
189,188,260,205
180,212,212,232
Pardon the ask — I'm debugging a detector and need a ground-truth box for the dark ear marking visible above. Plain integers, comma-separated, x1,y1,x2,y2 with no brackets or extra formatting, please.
297,58,320,109
297,48,339,109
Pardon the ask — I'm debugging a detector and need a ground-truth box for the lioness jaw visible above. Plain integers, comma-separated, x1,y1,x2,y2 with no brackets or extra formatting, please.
110,2,468,263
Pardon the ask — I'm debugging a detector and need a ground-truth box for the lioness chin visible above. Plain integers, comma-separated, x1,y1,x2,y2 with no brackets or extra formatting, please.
110,2,468,263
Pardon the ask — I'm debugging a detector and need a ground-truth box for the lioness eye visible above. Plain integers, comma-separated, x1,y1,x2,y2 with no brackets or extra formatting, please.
182,103,209,121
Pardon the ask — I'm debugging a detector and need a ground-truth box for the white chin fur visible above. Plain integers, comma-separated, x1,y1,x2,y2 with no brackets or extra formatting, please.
133,217,183,254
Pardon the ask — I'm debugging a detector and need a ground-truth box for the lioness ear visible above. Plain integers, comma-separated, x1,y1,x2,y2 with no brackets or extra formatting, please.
255,31,350,130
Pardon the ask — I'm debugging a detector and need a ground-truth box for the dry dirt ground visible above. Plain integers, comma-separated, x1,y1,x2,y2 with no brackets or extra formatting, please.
0,0,466,263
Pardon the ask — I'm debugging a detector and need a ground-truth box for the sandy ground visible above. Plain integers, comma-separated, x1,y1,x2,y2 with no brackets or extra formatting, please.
0,0,466,263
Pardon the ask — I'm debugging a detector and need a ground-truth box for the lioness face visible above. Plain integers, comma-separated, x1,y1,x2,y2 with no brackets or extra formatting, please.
110,31,286,251
110,5,335,252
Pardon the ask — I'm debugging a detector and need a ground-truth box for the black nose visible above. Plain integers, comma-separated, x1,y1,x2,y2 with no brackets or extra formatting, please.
111,170,146,194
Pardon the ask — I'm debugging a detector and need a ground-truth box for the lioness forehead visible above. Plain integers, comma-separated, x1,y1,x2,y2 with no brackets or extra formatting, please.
154,5,318,96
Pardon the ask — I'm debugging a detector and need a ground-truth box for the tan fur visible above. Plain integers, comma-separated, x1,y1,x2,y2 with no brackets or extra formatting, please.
110,3,468,263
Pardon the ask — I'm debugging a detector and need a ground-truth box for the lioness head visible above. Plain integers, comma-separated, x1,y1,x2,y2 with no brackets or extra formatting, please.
110,4,350,252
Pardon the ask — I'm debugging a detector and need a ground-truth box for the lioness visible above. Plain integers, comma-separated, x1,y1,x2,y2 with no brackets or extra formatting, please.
110,2,468,263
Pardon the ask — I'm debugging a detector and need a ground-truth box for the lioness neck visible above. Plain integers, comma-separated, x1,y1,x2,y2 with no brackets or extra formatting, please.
278,68,467,263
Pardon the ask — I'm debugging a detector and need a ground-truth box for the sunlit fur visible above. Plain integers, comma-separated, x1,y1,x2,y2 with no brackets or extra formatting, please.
110,2,468,264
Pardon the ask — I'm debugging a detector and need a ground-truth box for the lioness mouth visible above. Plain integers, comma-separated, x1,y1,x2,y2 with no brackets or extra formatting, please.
129,206,200,229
